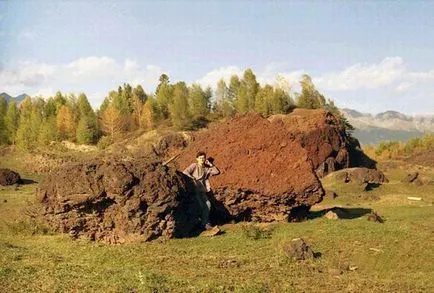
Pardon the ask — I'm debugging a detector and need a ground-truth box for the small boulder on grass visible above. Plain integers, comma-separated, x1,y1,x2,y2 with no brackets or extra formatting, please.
282,238,315,261
325,210,339,220
0,168,21,186
201,226,223,237
325,190,338,199
402,172,419,184
367,211,384,223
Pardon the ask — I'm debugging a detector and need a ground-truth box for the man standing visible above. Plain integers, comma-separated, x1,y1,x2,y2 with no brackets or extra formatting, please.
183,151,220,230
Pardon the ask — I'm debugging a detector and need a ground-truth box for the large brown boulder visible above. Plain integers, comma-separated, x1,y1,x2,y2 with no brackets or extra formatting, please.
167,110,378,222
0,168,21,185
36,157,201,243
271,109,376,177
177,113,324,222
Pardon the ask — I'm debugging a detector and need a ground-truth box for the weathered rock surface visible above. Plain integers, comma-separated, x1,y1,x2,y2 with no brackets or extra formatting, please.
0,168,21,185
402,172,419,184
175,111,381,222
282,238,315,261
177,113,324,222
332,167,388,186
270,109,377,177
36,157,201,243
270,109,351,177
367,211,384,223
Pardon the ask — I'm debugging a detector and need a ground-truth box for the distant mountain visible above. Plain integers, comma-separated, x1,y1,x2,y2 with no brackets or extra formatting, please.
0,92,30,104
341,108,434,145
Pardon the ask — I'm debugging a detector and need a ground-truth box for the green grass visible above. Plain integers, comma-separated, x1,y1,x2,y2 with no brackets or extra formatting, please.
0,156,433,292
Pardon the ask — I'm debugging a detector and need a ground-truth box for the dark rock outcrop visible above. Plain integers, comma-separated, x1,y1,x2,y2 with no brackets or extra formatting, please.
402,172,419,184
332,167,388,191
282,238,315,261
36,157,201,243
0,168,21,185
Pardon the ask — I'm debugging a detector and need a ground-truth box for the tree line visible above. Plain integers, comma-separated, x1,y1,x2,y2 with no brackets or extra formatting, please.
363,134,434,160
0,69,350,151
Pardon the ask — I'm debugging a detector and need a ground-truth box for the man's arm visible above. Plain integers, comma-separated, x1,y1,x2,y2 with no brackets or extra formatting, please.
206,161,220,176
182,163,196,178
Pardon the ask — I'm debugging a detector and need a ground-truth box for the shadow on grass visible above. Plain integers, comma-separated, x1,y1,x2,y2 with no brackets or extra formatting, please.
308,207,372,220
365,183,381,191
20,178,38,185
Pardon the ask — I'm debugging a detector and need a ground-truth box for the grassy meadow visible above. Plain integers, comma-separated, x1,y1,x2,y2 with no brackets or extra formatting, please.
0,153,433,292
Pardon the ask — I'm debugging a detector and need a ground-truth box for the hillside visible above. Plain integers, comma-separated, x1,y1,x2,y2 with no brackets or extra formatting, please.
0,92,29,104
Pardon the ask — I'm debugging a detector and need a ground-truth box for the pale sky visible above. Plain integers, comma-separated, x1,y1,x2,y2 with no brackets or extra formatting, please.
1,1,434,114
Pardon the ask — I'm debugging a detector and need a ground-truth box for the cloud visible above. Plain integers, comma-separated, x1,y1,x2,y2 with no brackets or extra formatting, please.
3,56,434,114
0,57,164,108
409,70,434,82
0,61,56,89
395,82,414,93
197,66,243,87
67,56,117,77
314,57,406,91
197,66,305,90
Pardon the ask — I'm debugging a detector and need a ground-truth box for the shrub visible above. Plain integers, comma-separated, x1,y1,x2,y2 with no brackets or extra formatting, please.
242,224,274,240
97,135,113,150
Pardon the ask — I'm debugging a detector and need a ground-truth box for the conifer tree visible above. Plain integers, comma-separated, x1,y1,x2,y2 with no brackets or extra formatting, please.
236,69,259,113
53,91,67,113
169,82,191,129
76,115,97,144
4,100,20,144
0,96,7,144
0,96,6,116
56,105,76,140
297,74,326,109
121,83,134,114
270,88,293,115
77,93,94,118
38,117,57,146
228,75,240,104
16,99,42,150
111,89,129,115
132,85,147,129
75,93,97,143
155,74,174,119
215,79,228,102
140,99,155,130
99,97,110,115
100,104,125,138
189,83,209,118
236,86,249,114
44,97,58,118
214,79,235,118
255,85,273,116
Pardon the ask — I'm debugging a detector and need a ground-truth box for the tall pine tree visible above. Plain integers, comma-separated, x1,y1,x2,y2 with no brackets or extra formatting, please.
4,100,19,144
155,74,174,119
76,93,97,144
297,74,326,109
169,82,191,129
236,69,259,113
189,83,209,118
